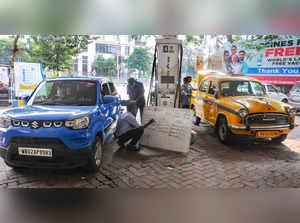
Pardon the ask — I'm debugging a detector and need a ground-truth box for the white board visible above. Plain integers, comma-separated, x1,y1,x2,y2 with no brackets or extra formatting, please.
0,67,9,85
140,106,193,153
14,62,44,97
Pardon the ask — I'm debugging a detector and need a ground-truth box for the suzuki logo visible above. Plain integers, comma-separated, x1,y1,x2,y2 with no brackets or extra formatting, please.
31,121,40,129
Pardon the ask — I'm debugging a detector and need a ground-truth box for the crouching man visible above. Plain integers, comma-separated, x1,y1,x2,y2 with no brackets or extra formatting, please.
116,101,155,151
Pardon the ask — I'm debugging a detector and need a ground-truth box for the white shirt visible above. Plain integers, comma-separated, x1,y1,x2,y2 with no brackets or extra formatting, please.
116,112,139,136
231,63,242,74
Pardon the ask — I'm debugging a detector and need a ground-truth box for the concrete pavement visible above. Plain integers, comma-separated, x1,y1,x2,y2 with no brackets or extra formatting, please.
0,115,300,188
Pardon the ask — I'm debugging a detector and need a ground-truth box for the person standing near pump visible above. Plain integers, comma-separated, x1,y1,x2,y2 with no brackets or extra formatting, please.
127,78,145,122
116,102,155,151
180,76,194,109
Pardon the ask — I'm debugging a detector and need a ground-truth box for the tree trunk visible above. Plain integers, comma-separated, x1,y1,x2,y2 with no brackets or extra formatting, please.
9,34,20,103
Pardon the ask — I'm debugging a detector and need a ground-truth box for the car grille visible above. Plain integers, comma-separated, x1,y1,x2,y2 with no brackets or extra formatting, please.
246,113,290,125
10,137,64,146
8,137,90,166
11,120,64,129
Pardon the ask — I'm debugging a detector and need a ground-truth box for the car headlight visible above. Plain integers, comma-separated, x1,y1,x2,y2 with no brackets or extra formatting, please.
0,115,11,128
289,107,297,117
65,116,90,130
238,108,248,118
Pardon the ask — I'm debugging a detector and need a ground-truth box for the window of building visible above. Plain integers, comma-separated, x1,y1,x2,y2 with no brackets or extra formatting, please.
96,43,121,54
82,56,88,75
125,46,130,56
73,58,78,73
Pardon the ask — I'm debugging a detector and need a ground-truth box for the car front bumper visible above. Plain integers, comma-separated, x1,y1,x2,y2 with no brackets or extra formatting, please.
0,137,93,169
229,124,294,137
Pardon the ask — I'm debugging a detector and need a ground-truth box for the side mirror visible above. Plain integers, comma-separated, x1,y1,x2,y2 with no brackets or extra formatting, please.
22,96,30,105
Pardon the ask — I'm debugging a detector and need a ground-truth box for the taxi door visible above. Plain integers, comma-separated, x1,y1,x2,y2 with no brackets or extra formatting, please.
195,79,210,119
204,80,218,124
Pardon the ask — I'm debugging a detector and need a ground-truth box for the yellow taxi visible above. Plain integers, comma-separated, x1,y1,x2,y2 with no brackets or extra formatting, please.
192,72,296,144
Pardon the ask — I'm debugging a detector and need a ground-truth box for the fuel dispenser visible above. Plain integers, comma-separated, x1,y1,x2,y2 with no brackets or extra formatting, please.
141,36,193,153
147,36,183,108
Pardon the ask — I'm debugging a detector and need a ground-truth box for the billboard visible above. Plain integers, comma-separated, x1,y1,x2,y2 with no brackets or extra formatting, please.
14,62,44,97
222,38,300,85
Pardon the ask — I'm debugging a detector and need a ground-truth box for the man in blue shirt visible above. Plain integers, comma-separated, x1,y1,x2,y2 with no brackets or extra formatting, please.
239,50,248,75
127,78,145,121
116,101,154,151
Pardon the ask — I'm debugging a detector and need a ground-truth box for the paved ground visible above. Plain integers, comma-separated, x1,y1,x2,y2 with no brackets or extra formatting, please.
1,105,300,188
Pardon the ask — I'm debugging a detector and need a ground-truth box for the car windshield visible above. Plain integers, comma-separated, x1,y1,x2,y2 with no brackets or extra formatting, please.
220,80,266,97
29,80,97,106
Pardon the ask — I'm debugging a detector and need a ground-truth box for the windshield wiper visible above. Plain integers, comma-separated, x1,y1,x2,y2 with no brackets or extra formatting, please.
33,101,65,105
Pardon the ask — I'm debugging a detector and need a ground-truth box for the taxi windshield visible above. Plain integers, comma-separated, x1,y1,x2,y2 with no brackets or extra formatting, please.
29,80,97,106
220,80,266,97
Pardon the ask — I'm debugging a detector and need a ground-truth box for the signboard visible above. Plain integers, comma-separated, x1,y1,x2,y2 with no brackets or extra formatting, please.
14,62,44,97
222,37,300,85
140,106,193,153
0,67,9,105
0,67,9,85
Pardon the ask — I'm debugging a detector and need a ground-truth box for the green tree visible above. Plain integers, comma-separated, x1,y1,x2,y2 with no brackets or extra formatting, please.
0,36,33,63
92,55,117,77
28,35,92,73
127,47,152,78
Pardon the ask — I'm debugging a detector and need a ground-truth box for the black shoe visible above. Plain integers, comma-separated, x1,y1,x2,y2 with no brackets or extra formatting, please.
126,145,140,151
117,141,125,149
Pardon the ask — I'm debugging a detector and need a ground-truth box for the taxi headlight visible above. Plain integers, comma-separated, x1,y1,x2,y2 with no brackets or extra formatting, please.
289,107,297,117
238,108,248,118
65,116,90,130
0,115,11,128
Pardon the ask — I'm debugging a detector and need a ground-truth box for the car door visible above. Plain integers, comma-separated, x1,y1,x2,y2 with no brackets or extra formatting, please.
102,81,119,120
196,79,210,119
206,80,218,124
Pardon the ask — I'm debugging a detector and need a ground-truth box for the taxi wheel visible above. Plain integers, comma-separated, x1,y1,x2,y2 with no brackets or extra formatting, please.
217,116,232,145
86,136,103,173
272,134,287,144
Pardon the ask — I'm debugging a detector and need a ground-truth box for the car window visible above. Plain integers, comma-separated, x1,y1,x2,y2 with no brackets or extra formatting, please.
221,81,265,97
29,80,97,106
208,81,217,95
237,82,250,95
199,80,209,92
108,82,117,95
250,81,265,96
102,83,111,96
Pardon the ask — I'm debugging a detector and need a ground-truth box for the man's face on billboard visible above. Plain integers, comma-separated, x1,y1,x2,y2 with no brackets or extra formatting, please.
224,52,230,61
232,54,239,63
231,46,237,55
239,52,245,61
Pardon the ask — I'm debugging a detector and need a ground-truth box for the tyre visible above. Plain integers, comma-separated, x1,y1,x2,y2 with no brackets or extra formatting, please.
193,108,201,126
272,134,287,144
282,99,288,103
85,136,103,172
217,116,232,145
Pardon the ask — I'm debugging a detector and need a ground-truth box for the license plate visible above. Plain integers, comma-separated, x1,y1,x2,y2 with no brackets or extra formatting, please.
18,147,53,157
256,131,280,138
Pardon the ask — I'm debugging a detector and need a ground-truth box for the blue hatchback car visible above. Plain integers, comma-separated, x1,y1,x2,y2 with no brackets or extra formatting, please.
0,77,120,172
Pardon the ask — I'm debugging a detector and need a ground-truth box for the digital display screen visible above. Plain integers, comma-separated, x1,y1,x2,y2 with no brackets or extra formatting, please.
161,76,175,84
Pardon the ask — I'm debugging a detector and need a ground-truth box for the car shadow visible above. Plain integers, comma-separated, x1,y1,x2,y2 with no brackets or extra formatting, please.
192,123,300,163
